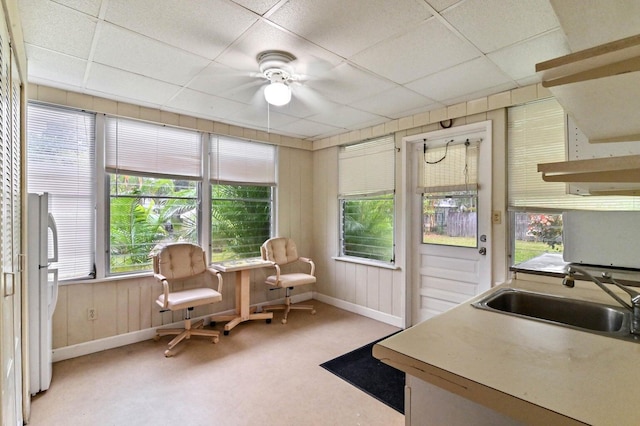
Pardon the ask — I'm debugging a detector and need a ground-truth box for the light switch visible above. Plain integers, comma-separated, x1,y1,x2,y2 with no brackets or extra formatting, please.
492,210,502,224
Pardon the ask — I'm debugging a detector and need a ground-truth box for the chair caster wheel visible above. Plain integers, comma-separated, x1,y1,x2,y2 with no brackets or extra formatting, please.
281,318,287,324
224,330,230,336
210,321,216,327
164,350,173,357
311,310,316,315
266,318,272,324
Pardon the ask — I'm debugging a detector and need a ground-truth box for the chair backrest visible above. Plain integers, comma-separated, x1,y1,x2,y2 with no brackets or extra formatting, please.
153,243,207,279
261,237,300,266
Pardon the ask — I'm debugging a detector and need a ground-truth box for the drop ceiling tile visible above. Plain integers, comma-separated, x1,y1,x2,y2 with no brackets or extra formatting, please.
307,105,386,130
269,0,432,57
25,44,87,88
351,18,480,84
276,118,345,140
86,63,182,107
443,0,559,53
104,0,258,59
214,20,342,80
550,0,640,51
304,62,396,105
231,0,284,15
189,67,264,107
445,81,515,106
166,88,248,121
406,57,513,103
351,86,439,119
93,23,211,86
224,103,300,132
488,29,570,81
53,0,103,16
18,0,97,59
425,0,463,12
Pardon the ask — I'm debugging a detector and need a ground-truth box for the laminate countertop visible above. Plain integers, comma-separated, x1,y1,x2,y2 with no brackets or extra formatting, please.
373,278,640,425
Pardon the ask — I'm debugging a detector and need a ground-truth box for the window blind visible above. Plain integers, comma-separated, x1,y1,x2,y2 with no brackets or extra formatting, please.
508,99,640,210
418,140,479,193
27,103,96,280
209,136,276,185
338,135,395,197
105,117,201,178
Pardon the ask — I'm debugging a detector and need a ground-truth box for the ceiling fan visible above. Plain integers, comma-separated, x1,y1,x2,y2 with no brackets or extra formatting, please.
257,50,297,106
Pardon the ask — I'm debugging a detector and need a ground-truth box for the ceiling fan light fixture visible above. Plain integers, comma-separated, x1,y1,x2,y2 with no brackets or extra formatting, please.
264,81,291,106
258,50,296,106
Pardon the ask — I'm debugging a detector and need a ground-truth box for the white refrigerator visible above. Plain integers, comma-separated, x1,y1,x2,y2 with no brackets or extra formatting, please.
27,192,58,395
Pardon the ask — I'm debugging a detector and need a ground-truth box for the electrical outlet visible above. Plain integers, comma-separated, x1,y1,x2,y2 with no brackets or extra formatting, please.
88,308,97,321
492,210,502,224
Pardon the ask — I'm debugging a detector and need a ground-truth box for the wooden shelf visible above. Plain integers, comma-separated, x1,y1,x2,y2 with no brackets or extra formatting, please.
536,34,640,143
537,154,640,183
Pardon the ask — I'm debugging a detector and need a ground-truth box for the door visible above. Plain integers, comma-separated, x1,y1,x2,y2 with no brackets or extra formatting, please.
1,25,23,425
404,121,492,325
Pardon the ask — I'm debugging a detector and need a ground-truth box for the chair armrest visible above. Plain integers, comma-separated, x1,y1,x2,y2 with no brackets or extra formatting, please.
154,273,170,309
299,257,315,276
206,268,224,293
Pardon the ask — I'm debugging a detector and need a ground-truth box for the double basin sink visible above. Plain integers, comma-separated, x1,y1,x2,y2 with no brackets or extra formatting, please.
472,288,640,343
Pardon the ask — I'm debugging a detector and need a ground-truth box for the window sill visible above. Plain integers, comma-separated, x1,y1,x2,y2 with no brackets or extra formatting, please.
332,256,400,270
60,271,153,286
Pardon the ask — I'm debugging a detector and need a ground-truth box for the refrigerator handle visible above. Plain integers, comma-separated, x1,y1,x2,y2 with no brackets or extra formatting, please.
49,268,59,319
48,213,58,263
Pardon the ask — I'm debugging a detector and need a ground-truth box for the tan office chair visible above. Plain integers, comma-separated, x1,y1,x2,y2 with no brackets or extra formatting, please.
261,237,316,324
153,243,223,357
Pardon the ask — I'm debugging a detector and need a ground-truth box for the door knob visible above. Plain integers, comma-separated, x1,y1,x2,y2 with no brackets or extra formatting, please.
478,247,486,255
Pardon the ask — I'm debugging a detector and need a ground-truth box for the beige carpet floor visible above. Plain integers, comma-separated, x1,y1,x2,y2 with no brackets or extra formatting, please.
28,301,404,426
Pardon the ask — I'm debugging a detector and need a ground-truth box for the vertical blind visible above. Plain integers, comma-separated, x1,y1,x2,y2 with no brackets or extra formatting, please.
27,103,96,280
338,135,395,197
508,98,640,210
105,117,201,178
419,140,479,193
209,135,276,185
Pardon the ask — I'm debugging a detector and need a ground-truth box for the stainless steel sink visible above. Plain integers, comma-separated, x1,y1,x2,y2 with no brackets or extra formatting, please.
472,288,640,343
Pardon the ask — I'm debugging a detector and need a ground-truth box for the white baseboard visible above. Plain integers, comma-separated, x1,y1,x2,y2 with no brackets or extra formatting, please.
313,292,404,328
52,292,315,362
51,291,402,361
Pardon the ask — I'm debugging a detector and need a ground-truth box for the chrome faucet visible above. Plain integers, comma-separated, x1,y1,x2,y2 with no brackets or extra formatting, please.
563,265,640,336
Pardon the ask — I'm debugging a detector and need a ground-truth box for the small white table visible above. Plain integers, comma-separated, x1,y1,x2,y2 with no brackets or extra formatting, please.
210,258,273,334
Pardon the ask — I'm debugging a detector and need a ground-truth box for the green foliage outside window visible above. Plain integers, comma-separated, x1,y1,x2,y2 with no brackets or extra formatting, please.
109,175,197,273
211,184,272,262
341,194,394,262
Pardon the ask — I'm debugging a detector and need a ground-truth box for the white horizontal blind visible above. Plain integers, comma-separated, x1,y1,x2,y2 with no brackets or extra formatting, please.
105,117,201,178
508,99,640,210
419,141,478,193
339,135,395,197
209,135,276,185
27,103,96,280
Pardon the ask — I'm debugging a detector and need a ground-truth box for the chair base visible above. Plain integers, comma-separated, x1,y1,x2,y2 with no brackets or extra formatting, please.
262,288,316,324
155,317,219,357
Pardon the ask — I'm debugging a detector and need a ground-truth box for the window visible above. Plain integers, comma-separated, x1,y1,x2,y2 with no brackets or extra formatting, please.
209,136,275,262
105,117,201,274
338,135,395,263
27,103,96,281
419,140,479,248
507,98,640,265
28,104,278,278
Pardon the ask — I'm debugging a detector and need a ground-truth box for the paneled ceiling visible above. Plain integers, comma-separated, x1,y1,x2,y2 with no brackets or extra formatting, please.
15,0,637,141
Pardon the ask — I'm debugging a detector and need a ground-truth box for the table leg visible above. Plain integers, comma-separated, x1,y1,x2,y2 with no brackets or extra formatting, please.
220,269,272,333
